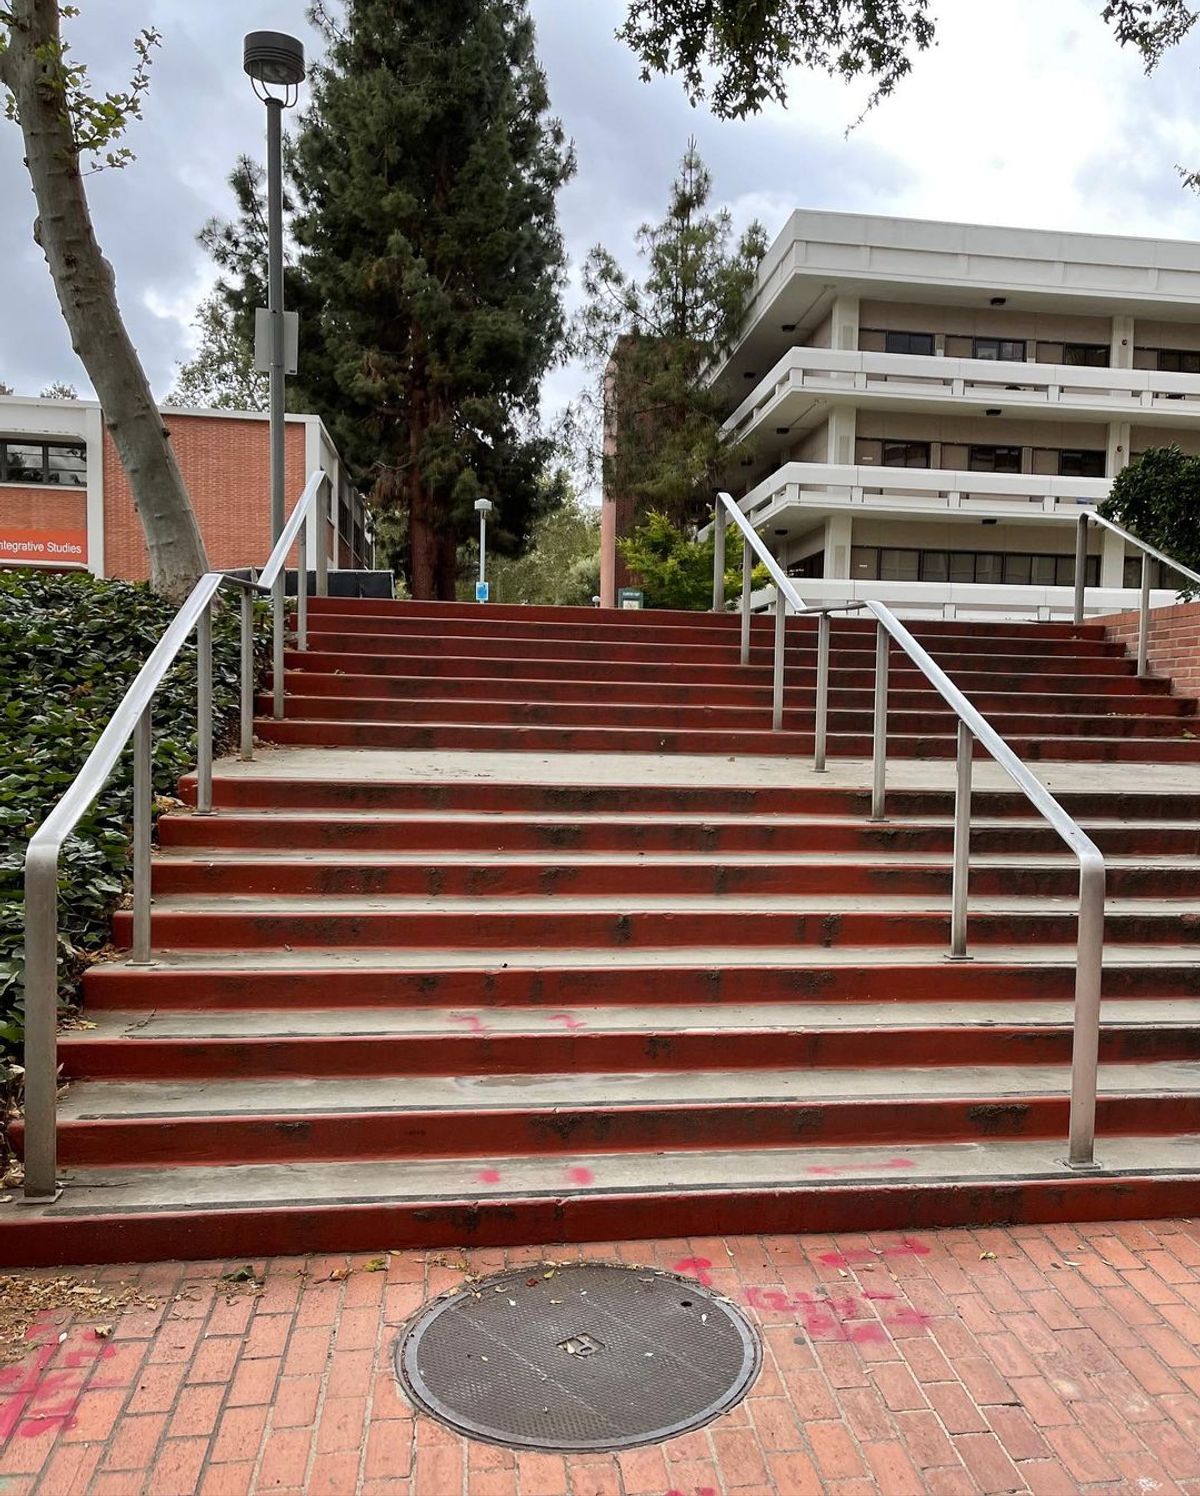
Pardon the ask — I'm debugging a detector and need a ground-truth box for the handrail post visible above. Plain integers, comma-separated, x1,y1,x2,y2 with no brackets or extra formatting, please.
814,611,830,772
949,720,972,959
21,844,59,1199
870,622,889,822
297,511,309,653
772,586,786,730
195,602,213,815
1138,550,1151,677
1073,513,1088,626
272,572,285,720
316,477,329,598
240,589,255,761
1067,855,1107,1169
130,705,153,965
740,541,752,665
712,500,726,612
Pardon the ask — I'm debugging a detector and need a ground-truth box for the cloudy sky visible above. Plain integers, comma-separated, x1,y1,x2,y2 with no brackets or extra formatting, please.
4,0,1200,415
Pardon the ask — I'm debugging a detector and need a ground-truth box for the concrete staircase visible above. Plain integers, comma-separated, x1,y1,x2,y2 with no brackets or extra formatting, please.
9,600,1200,1265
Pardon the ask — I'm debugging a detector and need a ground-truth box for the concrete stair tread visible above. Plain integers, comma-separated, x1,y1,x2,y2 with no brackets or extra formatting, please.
35,1133,1200,1218
88,941,1200,970
139,891,1200,912
54,1060,1200,1120
72,998,1200,1041
150,848,1200,869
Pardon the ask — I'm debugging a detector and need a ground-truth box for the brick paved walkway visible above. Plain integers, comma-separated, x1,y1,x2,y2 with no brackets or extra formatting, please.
3,1221,1200,1494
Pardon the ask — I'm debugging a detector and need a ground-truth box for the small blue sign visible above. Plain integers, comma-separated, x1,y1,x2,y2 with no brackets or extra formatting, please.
475,580,490,603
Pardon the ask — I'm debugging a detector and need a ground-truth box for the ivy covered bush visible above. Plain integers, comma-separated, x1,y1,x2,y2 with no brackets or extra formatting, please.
0,570,259,1056
1100,445,1200,600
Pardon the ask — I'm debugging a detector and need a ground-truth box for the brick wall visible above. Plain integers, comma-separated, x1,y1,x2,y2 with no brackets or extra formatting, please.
102,416,307,581
0,485,87,567
1103,601,1200,700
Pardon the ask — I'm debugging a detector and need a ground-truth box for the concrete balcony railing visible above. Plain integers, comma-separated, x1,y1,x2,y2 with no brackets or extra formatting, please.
723,346,1200,442
739,461,1110,527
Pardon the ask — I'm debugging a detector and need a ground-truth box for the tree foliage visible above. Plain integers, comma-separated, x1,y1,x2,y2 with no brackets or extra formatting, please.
617,0,1197,119
489,491,601,606
39,381,77,399
168,290,267,412
1100,446,1200,600
619,509,765,611
574,142,765,531
202,1,576,600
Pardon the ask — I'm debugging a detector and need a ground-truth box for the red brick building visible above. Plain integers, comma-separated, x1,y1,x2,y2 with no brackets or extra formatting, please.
0,394,372,579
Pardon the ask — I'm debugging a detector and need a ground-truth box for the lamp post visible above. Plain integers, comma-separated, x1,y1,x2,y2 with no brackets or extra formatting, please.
474,497,493,602
244,31,305,717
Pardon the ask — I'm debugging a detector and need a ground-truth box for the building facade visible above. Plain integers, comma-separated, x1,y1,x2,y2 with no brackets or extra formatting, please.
710,212,1200,617
0,394,372,581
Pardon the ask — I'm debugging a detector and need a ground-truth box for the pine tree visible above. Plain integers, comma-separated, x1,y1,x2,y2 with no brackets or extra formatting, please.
276,0,575,598
575,141,766,531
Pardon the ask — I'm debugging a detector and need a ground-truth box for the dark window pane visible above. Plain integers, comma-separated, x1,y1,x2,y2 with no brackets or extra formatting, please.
976,553,1003,584
1031,555,1057,585
884,331,935,357
1064,344,1109,367
920,551,949,582
969,445,1022,473
45,442,86,486
948,552,976,583
881,440,930,468
1004,554,1033,584
788,552,824,579
879,548,919,581
1157,349,1200,374
974,337,1026,362
1059,449,1105,478
2,442,45,483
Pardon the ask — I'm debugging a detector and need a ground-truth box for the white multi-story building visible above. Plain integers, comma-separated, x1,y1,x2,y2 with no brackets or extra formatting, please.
712,211,1200,617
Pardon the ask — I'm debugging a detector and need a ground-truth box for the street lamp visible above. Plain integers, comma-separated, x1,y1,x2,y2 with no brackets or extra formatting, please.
244,30,305,717
474,498,494,602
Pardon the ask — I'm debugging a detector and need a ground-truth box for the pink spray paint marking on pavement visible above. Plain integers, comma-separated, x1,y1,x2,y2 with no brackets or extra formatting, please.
477,1168,503,1184
549,1012,586,1031
0,1328,116,1441
565,1166,594,1185
449,1012,488,1036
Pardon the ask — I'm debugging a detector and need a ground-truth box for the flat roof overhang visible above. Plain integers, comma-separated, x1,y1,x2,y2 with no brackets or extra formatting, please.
714,209,1200,400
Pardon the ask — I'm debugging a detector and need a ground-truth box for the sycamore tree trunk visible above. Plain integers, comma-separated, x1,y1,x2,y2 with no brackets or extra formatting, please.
1,0,208,600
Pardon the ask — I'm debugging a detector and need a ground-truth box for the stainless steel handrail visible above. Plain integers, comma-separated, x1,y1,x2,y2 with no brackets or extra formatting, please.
1074,510,1200,677
20,469,330,1200
712,490,1107,1170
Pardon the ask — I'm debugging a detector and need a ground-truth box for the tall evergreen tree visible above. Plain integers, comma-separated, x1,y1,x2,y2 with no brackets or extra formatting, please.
284,0,575,598
575,142,766,531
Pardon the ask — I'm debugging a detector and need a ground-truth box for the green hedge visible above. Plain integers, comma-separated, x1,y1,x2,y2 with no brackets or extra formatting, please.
0,570,261,1060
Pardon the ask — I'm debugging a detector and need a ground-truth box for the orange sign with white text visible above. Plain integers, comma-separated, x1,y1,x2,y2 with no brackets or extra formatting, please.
0,528,88,565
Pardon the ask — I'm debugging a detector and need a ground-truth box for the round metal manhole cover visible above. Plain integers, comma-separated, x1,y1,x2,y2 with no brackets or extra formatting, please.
395,1261,760,1452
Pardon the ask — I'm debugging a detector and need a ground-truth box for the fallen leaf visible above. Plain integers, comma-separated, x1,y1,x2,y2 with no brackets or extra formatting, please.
363,1258,386,1273
94,1325,112,1339
979,1251,997,1261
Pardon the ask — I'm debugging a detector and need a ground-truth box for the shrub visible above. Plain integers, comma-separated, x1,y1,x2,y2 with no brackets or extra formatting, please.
0,570,260,1057
1100,446,1200,599
619,509,769,610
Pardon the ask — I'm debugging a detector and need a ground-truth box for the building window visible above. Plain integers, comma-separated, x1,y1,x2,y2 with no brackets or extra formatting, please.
1058,449,1105,478
968,445,1022,474
973,337,1026,362
884,331,935,357
0,438,87,486
1155,349,1200,375
881,440,931,469
1064,344,1109,367
849,545,1100,587
788,553,824,580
